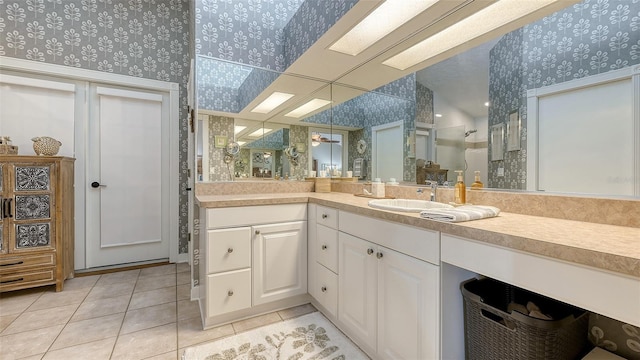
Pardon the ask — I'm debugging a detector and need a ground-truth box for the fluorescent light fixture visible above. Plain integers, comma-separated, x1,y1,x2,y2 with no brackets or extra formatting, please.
285,99,332,118
328,0,439,56
234,125,246,134
435,113,443,118
251,92,294,114
247,128,272,138
237,141,246,146
383,0,558,70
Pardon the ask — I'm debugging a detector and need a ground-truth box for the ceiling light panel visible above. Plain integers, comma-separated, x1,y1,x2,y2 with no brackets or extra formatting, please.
285,99,332,118
234,125,247,134
247,128,272,138
250,92,295,114
328,0,439,56
383,0,558,70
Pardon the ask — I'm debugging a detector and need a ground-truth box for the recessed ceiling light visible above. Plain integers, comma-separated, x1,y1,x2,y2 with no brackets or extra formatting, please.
285,99,332,118
237,141,246,146
247,128,272,138
328,0,439,56
435,113,443,118
383,0,558,70
250,92,294,114
234,125,246,134
484,102,490,107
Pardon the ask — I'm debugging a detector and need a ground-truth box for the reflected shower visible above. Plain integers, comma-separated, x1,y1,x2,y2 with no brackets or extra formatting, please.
465,129,477,137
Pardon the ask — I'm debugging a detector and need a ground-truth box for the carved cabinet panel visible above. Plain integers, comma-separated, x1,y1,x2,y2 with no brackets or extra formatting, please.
0,156,74,292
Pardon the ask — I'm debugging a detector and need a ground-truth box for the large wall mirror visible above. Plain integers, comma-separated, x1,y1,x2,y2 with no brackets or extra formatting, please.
195,0,639,199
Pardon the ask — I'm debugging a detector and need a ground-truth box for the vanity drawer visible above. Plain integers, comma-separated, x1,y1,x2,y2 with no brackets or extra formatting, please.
316,206,338,229
206,268,251,317
315,263,338,317
0,267,55,292
0,253,55,274
316,225,338,273
207,227,251,274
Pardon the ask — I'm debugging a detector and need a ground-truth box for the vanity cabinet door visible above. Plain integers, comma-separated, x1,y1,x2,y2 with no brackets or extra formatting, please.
377,247,440,360
252,221,307,306
338,232,377,351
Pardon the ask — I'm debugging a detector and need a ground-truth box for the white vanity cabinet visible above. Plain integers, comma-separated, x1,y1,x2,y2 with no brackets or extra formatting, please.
338,211,441,360
308,204,339,317
199,204,308,328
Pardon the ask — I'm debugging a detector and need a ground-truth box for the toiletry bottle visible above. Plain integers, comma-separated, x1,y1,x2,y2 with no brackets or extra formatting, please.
471,170,483,189
372,178,385,198
454,170,466,204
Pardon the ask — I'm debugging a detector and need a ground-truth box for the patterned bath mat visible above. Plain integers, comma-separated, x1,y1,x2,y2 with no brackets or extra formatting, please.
182,312,370,360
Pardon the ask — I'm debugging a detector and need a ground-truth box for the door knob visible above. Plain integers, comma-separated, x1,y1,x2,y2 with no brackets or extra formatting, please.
321,286,327,292
91,182,107,188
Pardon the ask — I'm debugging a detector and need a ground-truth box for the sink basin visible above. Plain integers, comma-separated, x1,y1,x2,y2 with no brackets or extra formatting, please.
368,199,454,213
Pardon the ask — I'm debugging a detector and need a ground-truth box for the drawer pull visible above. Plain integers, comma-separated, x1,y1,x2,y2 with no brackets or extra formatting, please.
321,286,327,292
376,252,383,259
322,214,328,219
1,277,24,284
367,248,374,255
0,260,24,267
321,245,327,250
228,290,234,296
255,230,260,235
227,248,233,254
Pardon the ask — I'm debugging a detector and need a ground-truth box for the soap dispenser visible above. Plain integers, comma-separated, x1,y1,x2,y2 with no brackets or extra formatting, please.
454,170,466,204
471,170,484,190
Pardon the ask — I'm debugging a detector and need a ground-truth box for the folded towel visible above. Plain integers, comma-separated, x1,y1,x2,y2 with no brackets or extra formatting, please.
419,205,500,222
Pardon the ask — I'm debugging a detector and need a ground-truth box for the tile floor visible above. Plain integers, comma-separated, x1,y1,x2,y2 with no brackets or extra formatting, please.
0,264,317,360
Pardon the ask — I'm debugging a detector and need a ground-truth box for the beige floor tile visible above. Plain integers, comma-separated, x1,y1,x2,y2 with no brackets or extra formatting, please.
176,271,190,286
0,324,64,359
232,312,282,333
50,313,124,351
144,350,179,360
139,264,176,278
177,317,234,349
0,290,43,316
94,269,140,286
176,284,190,301
176,262,190,273
84,281,135,302
129,286,176,310
111,323,177,360
177,299,200,321
62,275,100,291
70,294,130,322
120,302,176,335
0,314,18,333
278,303,317,320
27,288,90,312
134,274,176,293
16,354,45,360
1,304,77,336
42,337,116,360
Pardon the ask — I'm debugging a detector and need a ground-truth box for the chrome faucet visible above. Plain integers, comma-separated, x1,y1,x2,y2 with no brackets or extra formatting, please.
425,180,438,202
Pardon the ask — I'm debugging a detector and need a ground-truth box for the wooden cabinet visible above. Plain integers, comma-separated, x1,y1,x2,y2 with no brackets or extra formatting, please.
0,156,74,292
199,204,308,328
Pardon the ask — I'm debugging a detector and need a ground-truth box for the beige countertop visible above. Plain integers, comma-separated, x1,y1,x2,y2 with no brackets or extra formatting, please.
196,192,640,278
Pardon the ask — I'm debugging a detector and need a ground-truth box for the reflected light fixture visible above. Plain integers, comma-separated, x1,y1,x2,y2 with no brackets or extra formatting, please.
247,128,272,138
484,102,490,107
234,125,246,134
237,141,246,146
328,0,439,56
383,0,558,70
435,113,443,118
285,99,332,118
251,92,295,114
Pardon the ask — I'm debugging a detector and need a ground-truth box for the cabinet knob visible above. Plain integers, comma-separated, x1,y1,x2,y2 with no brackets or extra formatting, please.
322,214,328,219
255,230,260,235
228,290,234,296
367,248,374,255
321,286,327,292
227,248,233,253
376,252,383,259
321,245,327,250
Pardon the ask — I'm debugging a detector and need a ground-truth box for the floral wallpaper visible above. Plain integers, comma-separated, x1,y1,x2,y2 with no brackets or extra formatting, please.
416,82,434,124
288,125,308,180
0,0,192,255
488,0,640,189
206,115,234,181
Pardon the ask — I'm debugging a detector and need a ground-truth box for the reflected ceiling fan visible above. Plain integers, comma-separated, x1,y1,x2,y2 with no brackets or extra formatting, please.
311,132,339,147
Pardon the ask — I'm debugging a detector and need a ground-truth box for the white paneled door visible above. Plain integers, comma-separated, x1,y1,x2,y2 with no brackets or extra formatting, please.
86,84,170,268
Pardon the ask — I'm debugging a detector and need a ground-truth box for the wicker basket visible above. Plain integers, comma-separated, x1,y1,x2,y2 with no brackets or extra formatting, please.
461,278,589,360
